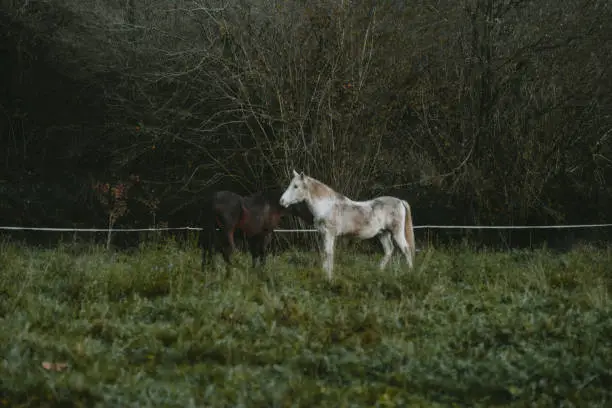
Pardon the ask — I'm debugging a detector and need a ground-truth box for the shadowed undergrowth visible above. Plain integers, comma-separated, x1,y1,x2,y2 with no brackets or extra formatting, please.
0,240,611,407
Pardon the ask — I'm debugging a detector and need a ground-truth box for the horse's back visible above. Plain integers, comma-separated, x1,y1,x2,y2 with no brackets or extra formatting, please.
213,190,243,203
370,196,408,219
329,195,406,237
369,195,404,205
210,190,244,222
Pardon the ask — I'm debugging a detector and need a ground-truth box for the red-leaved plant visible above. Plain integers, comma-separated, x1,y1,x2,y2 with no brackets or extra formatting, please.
92,175,139,249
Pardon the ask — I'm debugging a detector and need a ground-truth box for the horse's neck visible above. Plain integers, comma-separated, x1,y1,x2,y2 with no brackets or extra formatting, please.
306,179,341,218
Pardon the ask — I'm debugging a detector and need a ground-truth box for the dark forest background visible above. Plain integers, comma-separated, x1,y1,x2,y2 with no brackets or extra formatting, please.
1,0,611,250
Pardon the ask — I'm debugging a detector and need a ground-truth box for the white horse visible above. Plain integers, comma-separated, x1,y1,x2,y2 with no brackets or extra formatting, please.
279,170,415,280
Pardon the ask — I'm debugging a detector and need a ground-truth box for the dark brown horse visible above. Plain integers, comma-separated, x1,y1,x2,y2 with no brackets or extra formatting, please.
200,188,312,271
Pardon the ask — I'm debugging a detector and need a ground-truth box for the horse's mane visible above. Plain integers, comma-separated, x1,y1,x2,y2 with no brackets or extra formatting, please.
305,175,344,200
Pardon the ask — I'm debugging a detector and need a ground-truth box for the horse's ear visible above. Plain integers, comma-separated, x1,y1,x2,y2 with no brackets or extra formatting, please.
292,169,299,178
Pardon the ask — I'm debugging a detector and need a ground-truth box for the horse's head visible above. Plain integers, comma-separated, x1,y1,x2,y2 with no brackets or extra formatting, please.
279,169,309,208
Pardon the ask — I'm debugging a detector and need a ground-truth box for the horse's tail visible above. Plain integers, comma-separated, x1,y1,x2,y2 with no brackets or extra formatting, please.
401,200,416,259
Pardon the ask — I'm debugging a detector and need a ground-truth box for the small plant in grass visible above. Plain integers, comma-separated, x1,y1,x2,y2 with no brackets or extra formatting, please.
92,175,140,249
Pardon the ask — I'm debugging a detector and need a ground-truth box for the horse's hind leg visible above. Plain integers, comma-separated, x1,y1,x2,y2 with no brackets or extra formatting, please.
391,227,413,269
378,231,394,270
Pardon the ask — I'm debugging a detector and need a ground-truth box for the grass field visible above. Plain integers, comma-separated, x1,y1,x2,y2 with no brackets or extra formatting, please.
0,238,611,407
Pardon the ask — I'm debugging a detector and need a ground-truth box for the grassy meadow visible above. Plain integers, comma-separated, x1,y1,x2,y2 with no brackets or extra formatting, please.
0,238,611,407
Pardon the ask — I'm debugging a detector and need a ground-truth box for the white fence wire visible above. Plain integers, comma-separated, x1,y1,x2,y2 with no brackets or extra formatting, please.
1,223,612,233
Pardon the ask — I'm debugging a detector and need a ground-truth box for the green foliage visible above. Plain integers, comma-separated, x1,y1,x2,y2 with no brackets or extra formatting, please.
1,241,611,406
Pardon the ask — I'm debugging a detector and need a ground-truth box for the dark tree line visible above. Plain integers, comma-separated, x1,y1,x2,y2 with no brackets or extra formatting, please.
1,0,611,248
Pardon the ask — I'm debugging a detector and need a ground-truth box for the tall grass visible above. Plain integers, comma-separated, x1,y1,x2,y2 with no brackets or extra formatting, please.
0,239,611,407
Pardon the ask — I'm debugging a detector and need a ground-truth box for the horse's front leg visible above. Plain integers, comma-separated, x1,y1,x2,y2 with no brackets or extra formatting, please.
322,230,336,281
248,233,272,268
220,229,235,267
248,236,260,268
259,233,272,267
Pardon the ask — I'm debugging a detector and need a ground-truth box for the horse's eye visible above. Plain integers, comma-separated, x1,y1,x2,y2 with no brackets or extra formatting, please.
293,184,297,189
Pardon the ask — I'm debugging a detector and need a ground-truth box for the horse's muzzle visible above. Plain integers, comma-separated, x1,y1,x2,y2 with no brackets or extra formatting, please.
279,198,288,208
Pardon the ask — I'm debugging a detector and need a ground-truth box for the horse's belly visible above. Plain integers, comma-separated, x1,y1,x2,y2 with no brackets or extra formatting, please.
357,227,380,239
342,223,379,239
239,219,259,236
